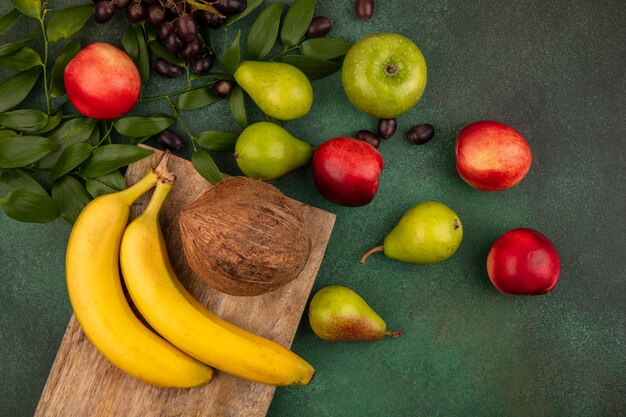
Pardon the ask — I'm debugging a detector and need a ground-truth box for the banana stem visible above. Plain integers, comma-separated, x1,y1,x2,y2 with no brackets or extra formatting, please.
119,170,159,205
359,245,384,264
385,331,404,338
143,181,173,218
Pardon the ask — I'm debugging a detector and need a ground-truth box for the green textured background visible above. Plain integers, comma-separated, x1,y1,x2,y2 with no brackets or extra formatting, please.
1,0,625,416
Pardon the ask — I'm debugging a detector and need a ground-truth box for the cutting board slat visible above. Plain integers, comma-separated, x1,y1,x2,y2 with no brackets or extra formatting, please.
34,148,335,417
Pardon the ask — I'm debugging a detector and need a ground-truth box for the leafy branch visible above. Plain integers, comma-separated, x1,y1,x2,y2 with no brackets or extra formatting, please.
0,0,351,225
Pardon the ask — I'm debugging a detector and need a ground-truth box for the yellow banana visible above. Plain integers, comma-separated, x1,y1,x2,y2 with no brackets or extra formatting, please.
66,161,213,388
120,179,315,386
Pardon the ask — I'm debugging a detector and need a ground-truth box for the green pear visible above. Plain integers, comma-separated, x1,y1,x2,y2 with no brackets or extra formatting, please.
308,285,402,342
234,61,313,120
360,201,463,264
234,122,313,181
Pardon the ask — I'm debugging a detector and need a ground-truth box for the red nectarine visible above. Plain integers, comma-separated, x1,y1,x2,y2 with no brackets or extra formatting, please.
64,43,140,120
487,228,561,295
455,121,532,191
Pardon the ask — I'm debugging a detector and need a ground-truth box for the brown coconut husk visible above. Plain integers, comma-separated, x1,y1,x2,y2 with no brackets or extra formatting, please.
179,176,311,296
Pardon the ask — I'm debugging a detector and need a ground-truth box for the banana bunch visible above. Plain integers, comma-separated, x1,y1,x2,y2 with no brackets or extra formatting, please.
66,154,315,387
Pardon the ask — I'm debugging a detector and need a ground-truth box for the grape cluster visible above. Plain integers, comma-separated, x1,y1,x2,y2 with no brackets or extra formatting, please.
93,0,247,78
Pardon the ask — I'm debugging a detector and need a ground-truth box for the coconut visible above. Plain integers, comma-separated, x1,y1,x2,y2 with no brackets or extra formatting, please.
179,176,311,296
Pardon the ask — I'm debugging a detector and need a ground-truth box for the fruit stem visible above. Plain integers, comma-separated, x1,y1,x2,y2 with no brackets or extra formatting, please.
359,245,384,264
385,331,404,338
119,169,158,205
386,64,398,76
143,180,173,218
153,150,173,181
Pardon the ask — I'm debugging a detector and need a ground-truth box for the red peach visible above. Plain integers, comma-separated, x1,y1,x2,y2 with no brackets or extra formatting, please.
455,121,532,191
487,228,561,295
64,43,140,120
312,137,384,207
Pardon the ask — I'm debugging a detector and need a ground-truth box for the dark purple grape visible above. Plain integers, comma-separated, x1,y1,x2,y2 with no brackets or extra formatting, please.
126,3,146,23
154,58,184,78
214,0,247,15
94,1,115,23
196,10,224,29
142,0,159,5
156,21,173,40
378,118,397,139
114,0,131,8
355,0,374,20
406,124,435,145
146,5,165,24
178,41,203,61
175,14,198,43
356,130,380,148
306,16,334,38
192,54,213,74
156,129,185,151
213,80,234,99
163,32,183,54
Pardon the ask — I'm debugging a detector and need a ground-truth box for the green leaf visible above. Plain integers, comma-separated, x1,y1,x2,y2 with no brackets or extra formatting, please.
229,86,247,128
220,29,241,74
280,0,316,47
0,67,42,112
86,122,101,146
192,150,223,185
10,0,41,19
50,39,81,97
195,130,238,151
0,9,22,34
113,116,174,137
148,40,183,66
0,32,39,57
226,0,263,27
0,136,57,168
46,5,94,42
0,109,48,132
199,25,214,54
0,168,46,194
0,47,41,71
0,190,59,223
145,23,156,43
34,111,62,133
247,3,285,60
51,175,91,224
176,87,220,110
122,25,139,60
80,144,152,178
51,142,92,180
85,170,126,198
299,38,352,59
37,117,97,169
135,26,150,87
0,130,17,140
277,55,340,80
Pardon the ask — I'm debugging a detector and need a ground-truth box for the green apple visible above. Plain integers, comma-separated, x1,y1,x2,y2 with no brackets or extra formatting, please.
342,33,427,119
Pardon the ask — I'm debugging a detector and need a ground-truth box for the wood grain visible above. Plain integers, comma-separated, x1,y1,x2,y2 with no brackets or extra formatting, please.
34,148,335,417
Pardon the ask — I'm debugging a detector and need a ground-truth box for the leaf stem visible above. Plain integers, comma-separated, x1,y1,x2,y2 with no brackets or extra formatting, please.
268,45,300,61
166,96,197,151
185,64,191,89
25,166,52,173
139,78,218,102
96,122,114,147
61,113,83,120
38,10,51,115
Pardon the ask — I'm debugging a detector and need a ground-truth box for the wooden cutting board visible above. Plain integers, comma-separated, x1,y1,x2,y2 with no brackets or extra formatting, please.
34,148,336,417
